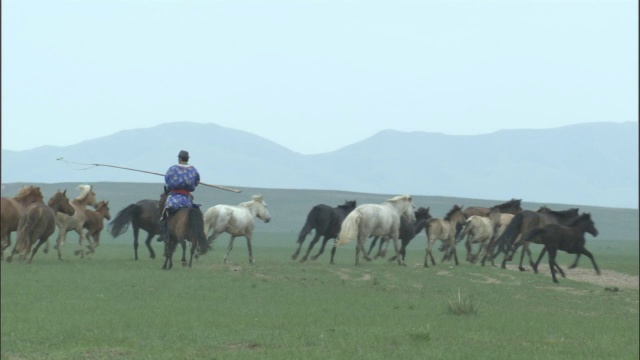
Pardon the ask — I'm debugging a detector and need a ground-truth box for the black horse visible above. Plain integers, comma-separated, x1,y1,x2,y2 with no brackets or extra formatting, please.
495,206,580,270
108,199,185,261
291,200,357,263
367,206,432,263
525,213,599,283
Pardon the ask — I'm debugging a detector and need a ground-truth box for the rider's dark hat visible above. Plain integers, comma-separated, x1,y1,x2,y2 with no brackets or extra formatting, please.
178,150,189,159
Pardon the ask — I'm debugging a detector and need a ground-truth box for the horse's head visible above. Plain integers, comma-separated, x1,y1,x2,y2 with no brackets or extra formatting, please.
342,200,357,211
49,189,75,216
252,195,271,223
15,185,44,204
415,206,432,221
573,213,598,237
446,204,466,224
97,201,111,220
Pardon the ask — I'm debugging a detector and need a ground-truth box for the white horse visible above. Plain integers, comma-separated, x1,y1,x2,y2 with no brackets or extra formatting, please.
202,195,271,264
54,185,98,260
457,215,495,265
332,195,415,266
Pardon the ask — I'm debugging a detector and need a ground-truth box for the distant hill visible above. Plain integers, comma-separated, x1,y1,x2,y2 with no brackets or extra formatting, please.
1,121,637,208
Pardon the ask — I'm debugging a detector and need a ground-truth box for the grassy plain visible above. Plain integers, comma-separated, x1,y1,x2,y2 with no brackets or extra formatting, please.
1,234,638,360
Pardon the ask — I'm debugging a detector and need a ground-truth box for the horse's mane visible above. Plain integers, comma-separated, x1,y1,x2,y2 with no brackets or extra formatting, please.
547,207,580,219
240,195,264,207
386,195,412,204
444,205,462,221
95,200,108,209
14,186,42,200
338,200,356,209
495,198,521,209
75,184,93,201
568,212,591,226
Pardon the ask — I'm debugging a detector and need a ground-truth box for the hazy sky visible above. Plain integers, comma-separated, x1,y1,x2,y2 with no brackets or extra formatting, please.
2,0,637,154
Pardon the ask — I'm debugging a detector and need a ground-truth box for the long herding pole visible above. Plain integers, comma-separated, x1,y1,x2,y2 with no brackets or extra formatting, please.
57,158,242,193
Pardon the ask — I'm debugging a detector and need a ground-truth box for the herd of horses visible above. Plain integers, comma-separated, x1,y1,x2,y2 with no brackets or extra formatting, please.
1,185,600,283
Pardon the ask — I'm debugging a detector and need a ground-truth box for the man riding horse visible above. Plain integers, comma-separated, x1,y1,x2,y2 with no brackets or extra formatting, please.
157,150,201,243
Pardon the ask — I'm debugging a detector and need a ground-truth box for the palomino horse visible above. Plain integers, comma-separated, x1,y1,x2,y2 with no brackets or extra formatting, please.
1,185,44,259
6,190,75,263
462,198,522,218
368,206,432,263
55,185,98,260
202,195,272,264
82,201,111,253
291,200,356,263
158,188,210,269
332,195,416,266
526,213,599,283
496,206,579,271
457,215,495,266
423,204,466,268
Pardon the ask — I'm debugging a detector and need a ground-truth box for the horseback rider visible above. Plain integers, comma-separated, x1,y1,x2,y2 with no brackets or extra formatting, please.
157,150,201,242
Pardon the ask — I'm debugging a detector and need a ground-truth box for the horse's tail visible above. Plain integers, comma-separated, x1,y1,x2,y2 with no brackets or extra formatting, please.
456,218,472,243
495,212,524,254
108,204,139,238
524,228,545,244
335,211,360,246
296,210,316,244
187,207,210,255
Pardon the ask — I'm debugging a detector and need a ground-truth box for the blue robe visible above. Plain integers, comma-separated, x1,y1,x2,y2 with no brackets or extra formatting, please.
164,163,200,209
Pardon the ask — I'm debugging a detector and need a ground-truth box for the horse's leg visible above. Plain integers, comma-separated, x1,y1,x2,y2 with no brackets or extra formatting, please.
301,233,322,262
56,228,66,260
143,230,156,260
223,235,236,264
568,254,581,269
132,227,140,260
246,234,255,265
451,237,459,265
181,240,188,267
390,235,404,266
517,242,528,271
359,234,372,262
28,237,49,264
73,227,86,258
580,248,601,275
532,247,547,274
188,240,196,268
424,237,435,268
330,241,338,265
291,231,307,260
548,247,559,283
367,237,379,256
310,235,330,261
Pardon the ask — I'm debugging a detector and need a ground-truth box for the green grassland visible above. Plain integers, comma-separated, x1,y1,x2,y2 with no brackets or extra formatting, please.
1,182,638,359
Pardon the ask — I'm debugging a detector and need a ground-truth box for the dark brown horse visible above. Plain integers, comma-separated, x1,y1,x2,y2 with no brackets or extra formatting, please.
291,200,357,263
462,198,522,218
6,190,75,263
526,213,599,283
1,185,44,259
158,187,210,269
108,199,184,260
496,206,580,271
83,200,112,253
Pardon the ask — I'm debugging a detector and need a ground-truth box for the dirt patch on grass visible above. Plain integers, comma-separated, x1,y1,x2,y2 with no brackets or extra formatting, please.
333,268,372,281
504,265,638,289
468,272,502,284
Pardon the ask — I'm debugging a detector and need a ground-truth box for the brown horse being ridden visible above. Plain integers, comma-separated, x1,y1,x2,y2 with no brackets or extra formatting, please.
158,187,210,269
525,213,600,283
54,185,98,260
6,190,75,263
423,205,466,268
1,185,44,259
495,206,580,271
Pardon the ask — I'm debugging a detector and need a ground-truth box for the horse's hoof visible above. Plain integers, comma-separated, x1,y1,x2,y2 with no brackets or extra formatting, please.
291,254,298,260
518,267,526,272
43,248,48,254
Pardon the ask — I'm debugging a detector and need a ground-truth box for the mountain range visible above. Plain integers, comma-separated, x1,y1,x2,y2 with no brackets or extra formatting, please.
1,121,637,209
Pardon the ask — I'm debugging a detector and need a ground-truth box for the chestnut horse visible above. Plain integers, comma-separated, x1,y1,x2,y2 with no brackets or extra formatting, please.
83,200,112,253
6,190,75,263
1,185,44,259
